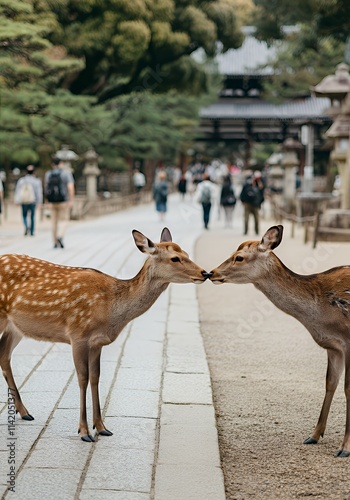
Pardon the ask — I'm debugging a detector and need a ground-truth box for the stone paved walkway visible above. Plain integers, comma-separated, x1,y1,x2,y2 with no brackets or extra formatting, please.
0,196,225,500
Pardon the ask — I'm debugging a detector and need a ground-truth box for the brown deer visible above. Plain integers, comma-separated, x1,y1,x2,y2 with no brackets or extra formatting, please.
210,225,350,457
0,228,210,442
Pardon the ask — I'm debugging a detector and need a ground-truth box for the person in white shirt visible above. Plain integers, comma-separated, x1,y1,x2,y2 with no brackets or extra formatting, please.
14,165,43,236
195,173,218,229
133,168,146,201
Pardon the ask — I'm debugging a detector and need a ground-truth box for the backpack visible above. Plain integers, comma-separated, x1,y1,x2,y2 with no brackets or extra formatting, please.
240,183,263,208
155,182,168,203
200,184,212,204
46,171,65,203
222,191,236,206
17,182,36,204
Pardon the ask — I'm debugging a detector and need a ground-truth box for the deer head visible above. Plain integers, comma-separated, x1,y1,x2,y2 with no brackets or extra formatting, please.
210,226,284,284
132,227,210,284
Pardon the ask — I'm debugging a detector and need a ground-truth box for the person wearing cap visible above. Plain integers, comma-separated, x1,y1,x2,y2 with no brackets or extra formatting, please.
239,170,265,235
14,165,43,236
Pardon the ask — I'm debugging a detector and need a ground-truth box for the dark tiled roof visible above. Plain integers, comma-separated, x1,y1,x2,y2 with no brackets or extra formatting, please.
200,97,331,120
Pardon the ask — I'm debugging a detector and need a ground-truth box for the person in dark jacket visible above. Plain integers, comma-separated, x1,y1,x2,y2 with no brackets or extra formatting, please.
240,171,265,235
220,174,236,228
177,174,187,200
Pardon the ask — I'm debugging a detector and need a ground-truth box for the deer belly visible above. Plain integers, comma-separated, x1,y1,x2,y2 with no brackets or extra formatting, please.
8,314,70,344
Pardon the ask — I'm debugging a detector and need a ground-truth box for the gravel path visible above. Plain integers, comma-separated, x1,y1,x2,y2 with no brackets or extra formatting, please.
196,223,350,500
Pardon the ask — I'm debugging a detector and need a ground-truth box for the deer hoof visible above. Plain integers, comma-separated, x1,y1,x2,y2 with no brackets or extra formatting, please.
335,449,350,458
98,429,113,437
22,414,34,421
81,434,95,443
303,437,318,444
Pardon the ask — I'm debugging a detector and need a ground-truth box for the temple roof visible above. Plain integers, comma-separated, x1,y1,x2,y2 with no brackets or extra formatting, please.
200,97,331,121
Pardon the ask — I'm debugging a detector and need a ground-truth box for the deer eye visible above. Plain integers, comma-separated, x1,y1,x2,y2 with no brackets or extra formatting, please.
235,256,244,262
171,257,180,263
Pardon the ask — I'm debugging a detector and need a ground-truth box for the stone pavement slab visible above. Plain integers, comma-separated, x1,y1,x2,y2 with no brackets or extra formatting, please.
0,198,225,500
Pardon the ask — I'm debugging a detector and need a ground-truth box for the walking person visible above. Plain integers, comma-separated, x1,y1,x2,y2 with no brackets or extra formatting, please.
153,171,168,221
0,176,4,223
220,174,236,228
195,173,217,230
177,174,187,200
44,157,75,248
133,168,146,202
239,171,265,235
14,165,43,236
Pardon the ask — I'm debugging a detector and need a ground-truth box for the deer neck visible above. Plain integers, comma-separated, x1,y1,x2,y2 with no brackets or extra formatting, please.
254,255,319,322
112,258,169,326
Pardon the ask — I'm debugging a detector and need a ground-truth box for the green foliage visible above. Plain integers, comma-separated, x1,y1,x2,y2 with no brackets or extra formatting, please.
0,0,229,174
253,0,350,44
103,91,206,164
47,0,243,101
259,26,345,101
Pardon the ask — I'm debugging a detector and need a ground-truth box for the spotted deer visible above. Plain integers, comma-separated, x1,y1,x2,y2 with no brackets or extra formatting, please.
210,225,350,457
0,228,210,442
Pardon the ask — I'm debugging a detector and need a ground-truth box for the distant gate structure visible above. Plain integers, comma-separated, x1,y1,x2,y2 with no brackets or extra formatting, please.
195,27,332,166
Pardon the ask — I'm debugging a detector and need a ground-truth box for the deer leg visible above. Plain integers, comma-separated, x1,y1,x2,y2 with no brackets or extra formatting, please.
89,347,113,437
0,329,34,421
72,342,94,442
335,361,350,457
304,348,344,445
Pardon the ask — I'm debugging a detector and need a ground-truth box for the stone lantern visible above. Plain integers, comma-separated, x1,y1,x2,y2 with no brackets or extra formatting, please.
312,63,350,209
280,138,302,211
323,95,350,209
83,149,101,201
266,152,283,192
55,145,78,173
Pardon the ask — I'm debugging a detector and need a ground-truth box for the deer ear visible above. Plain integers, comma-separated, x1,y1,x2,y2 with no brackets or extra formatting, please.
132,230,156,254
160,227,172,242
258,225,283,252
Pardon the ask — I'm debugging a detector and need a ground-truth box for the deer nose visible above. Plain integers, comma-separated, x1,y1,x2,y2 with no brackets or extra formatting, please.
201,271,213,280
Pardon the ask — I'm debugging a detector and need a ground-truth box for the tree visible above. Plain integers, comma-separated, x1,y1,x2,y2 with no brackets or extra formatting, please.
0,1,225,178
42,0,244,102
0,0,91,169
259,25,345,101
252,0,350,44
103,91,211,164
249,1,347,101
